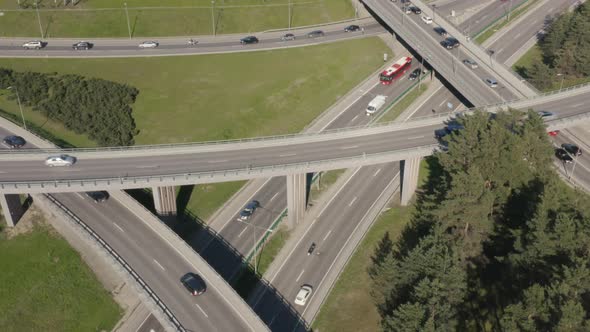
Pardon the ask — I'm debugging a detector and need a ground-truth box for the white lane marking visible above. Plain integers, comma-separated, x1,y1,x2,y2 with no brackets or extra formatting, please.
295,269,305,282
269,192,280,202
195,304,209,318
514,32,521,38
237,226,248,238
407,135,425,140
373,168,381,177
340,145,358,150
351,115,359,122
349,196,357,206
207,159,228,163
438,99,447,107
135,314,151,332
0,171,7,173
497,47,504,54
570,103,584,108
323,229,332,242
135,165,159,168
113,222,125,233
279,153,296,157
153,259,166,271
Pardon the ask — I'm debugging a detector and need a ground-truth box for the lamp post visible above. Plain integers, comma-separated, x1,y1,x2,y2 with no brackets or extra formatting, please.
506,0,513,21
288,0,292,29
488,49,495,67
7,86,26,130
35,2,43,38
557,73,565,90
432,4,436,23
124,3,131,39
211,1,216,36
239,219,273,275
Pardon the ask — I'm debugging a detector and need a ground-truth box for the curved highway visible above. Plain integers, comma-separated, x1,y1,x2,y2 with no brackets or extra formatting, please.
0,19,385,58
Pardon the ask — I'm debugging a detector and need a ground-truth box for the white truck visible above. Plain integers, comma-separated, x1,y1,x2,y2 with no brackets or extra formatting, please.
366,95,387,116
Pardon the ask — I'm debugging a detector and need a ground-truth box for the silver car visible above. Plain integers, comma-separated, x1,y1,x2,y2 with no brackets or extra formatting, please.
463,59,478,69
22,40,44,50
484,78,498,88
45,154,76,167
138,41,159,48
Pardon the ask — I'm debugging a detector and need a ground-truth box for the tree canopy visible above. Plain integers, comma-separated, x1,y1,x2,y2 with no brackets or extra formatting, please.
369,110,590,331
0,68,139,146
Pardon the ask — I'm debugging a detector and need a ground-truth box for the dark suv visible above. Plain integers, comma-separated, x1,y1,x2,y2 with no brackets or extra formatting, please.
410,6,422,14
434,27,448,36
344,25,360,32
85,191,109,203
180,273,206,296
240,36,259,45
441,37,460,49
307,30,325,38
555,148,574,163
72,41,93,50
238,200,261,221
408,68,421,80
2,135,26,148
561,143,582,156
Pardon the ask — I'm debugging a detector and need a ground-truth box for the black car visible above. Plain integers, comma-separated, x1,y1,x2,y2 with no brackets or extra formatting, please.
307,30,325,38
434,27,448,36
240,36,259,45
2,135,26,148
441,37,460,49
410,6,422,14
85,191,109,203
561,143,582,156
408,68,421,80
180,273,207,296
344,25,360,32
555,148,574,163
72,41,93,50
281,33,296,41
435,123,464,139
238,200,261,221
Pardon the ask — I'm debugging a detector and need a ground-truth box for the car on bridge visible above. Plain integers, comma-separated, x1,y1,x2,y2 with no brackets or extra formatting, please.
238,200,261,221
562,143,582,157
463,59,478,69
180,272,207,296
403,6,412,14
484,78,498,88
440,37,460,49
2,135,26,149
435,123,464,139
240,36,259,45
22,40,44,50
421,16,433,24
410,6,422,14
45,154,76,167
434,27,447,36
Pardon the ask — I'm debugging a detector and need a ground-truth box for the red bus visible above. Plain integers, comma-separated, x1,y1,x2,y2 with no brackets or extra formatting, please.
379,56,412,85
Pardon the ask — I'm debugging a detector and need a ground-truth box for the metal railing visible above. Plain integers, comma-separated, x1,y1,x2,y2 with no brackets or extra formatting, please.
43,193,186,332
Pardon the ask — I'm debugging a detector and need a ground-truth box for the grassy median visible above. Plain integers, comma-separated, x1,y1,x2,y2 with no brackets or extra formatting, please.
0,0,353,37
312,160,431,332
0,215,121,332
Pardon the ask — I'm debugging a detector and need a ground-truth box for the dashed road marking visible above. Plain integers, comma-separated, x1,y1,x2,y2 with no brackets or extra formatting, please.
373,168,381,177
323,229,332,242
195,304,209,318
113,222,125,233
153,259,166,271
296,269,305,282
349,196,357,206
269,192,280,202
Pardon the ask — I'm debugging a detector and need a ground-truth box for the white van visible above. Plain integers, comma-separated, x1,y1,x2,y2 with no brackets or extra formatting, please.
366,95,387,115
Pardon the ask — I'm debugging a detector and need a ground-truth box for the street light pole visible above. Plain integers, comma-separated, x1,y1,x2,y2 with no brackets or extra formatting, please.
124,3,131,39
432,4,436,23
288,0,291,30
507,0,513,21
557,73,565,90
35,2,43,39
211,1,216,36
239,219,273,275
7,86,26,130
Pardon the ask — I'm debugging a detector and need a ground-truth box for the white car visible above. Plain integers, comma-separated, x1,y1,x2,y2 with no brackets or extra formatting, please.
22,40,43,49
421,16,433,24
138,41,159,49
294,285,313,306
45,155,76,167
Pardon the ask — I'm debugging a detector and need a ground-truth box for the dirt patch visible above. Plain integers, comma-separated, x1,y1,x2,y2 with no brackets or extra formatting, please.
3,206,48,239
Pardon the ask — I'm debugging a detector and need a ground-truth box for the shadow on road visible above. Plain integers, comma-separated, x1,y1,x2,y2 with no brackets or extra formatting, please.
127,188,312,332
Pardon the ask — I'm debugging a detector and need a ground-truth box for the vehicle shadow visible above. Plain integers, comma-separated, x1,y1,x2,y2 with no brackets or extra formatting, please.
126,188,312,331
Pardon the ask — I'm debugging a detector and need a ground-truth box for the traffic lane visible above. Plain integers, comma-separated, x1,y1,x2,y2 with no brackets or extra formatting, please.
52,193,249,332
138,314,166,332
0,126,36,150
0,127,440,182
552,132,590,184
436,0,492,14
457,0,527,35
415,87,463,118
0,24,386,57
491,0,578,63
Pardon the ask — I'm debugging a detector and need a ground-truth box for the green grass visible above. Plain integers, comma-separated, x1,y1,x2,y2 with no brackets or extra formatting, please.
0,222,121,332
475,0,539,44
0,0,354,37
0,37,389,223
253,225,291,275
512,45,590,91
309,169,346,201
378,81,429,123
312,159,431,332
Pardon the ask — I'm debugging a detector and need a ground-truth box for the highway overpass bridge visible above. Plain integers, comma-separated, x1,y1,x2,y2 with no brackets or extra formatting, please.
0,84,588,228
361,0,538,106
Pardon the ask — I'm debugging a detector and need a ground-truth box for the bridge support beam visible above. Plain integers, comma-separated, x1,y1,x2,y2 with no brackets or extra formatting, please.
0,194,24,227
400,157,421,206
286,174,307,229
152,186,177,220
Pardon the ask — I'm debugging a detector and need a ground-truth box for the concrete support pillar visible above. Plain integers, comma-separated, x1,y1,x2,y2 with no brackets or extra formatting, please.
286,173,306,229
400,157,421,206
152,186,177,217
0,194,24,227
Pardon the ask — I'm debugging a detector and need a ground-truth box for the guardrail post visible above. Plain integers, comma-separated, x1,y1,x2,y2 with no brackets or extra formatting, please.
286,173,306,229
0,193,24,227
400,157,421,206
